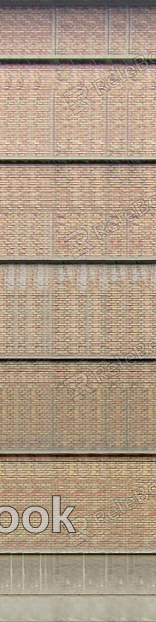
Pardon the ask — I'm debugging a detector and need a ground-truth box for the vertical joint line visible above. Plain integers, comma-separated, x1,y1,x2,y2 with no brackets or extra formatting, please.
105,384,107,448
40,553,42,592
126,91,129,157
10,553,13,593
126,0,130,55
126,553,131,588
106,0,109,56
125,386,129,447
105,553,108,589
22,554,25,593
106,91,108,157
53,92,55,158
51,1,56,56
82,554,85,593
87,273,90,356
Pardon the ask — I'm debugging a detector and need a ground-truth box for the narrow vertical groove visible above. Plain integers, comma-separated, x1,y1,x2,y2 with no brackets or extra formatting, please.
22,554,24,593
48,280,53,357
50,387,54,451
53,554,56,593
126,91,129,157
126,197,129,255
105,0,109,56
45,555,47,594
10,554,13,593
26,275,29,358
82,553,85,593
51,266,54,356
104,387,107,449
105,91,108,157
39,553,42,593
51,2,56,56
52,208,54,257
53,92,55,158
87,272,90,356
126,0,130,55
106,553,108,590
15,384,19,454
43,271,47,357
14,281,19,358
125,387,129,448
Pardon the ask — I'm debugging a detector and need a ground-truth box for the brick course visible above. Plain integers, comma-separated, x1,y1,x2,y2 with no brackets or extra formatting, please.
1,1,156,58
1,164,156,258
0,64,156,157
0,263,156,357
0,456,155,551
0,361,156,452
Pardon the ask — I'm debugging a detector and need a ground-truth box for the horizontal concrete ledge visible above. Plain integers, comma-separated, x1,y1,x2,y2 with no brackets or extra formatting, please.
0,448,156,454
0,595,156,621
1,257,156,263
0,354,156,365
0,549,156,554
1,158,156,163
0,55,156,63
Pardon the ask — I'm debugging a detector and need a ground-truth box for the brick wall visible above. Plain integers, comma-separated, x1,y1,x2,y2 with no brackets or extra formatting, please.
1,0,156,57
1,0,156,568
1,164,156,258
1,64,156,157
0,263,156,357
0,456,155,552
1,361,156,452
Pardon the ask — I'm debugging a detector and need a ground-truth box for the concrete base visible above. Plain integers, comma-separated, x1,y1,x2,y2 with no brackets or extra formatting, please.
0,595,156,622
0,555,156,621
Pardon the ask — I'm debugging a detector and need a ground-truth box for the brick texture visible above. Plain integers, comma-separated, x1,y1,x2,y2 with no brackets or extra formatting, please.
1,361,156,452
1,164,156,258
0,456,155,551
0,263,156,357
0,64,156,157
1,1,156,57
0,4,53,56
55,1,106,56
1,0,156,559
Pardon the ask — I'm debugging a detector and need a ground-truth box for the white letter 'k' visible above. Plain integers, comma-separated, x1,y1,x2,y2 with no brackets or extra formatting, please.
52,496,76,533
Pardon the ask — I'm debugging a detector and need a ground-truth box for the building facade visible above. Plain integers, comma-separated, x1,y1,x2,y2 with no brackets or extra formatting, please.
1,0,156,620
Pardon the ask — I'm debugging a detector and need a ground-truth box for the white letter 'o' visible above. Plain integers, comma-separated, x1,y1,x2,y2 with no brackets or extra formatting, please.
22,506,49,533
0,506,19,533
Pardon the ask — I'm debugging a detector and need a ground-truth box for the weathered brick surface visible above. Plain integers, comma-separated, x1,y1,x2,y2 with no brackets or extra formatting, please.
0,4,53,56
0,456,155,551
129,2,156,56
1,0,156,562
0,64,156,157
56,1,106,56
0,263,156,357
0,361,156,452
1,1,156,58
1,164,156,258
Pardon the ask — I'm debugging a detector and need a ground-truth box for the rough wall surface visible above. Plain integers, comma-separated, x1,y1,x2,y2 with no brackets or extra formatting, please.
1,553,156,594
1,163,156,259
1,64,156,157
1,0,156,57
0,263,156,357
0,456,155,552
1,361,156,452
1,1,156,620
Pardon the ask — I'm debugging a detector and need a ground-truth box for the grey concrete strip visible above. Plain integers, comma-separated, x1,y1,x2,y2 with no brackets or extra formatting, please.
0,596,156,621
